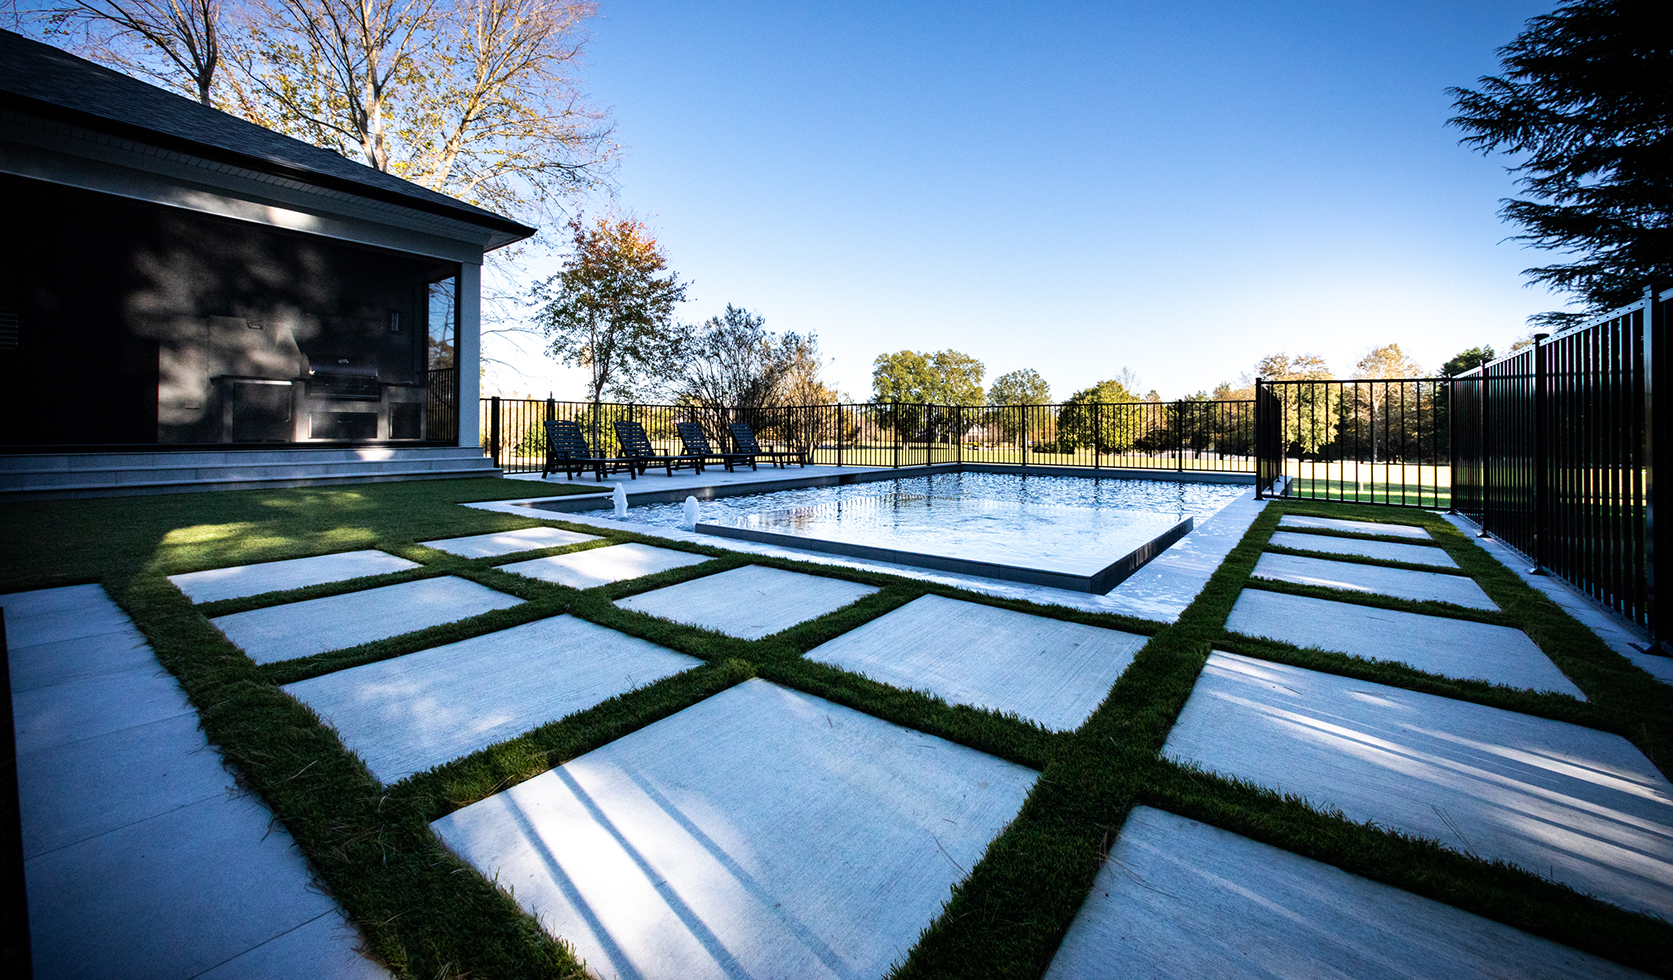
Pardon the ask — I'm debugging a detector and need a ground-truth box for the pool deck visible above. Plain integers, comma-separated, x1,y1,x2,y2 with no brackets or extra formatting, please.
6,463,1670,978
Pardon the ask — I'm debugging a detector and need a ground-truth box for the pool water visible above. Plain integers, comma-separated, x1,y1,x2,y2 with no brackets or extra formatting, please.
618,472,1245,530
609,473,1246,592
729,493,1189,577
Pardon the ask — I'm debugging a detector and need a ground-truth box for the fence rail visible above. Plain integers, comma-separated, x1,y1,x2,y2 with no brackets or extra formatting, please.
479,398,1257,477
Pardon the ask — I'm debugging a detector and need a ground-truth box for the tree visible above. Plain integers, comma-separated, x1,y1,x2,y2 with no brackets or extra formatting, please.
1055,377,1141,454
42,0,223,104
870,349,983,444
870,349,986,405
534,215,687,441
1440,346,1497,376
676,304,836,453
227,0,613,216
1251,352,1336,455
1448,0,1672,321
1353,343,1425,379
1253,352,1332,380
677,304,833,444
24,0,614,218
986,368,1050,406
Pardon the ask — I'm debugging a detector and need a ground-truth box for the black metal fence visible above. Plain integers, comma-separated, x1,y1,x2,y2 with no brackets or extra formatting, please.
479,397,1257,476
1450,286,1669,636
1252,378,1451,508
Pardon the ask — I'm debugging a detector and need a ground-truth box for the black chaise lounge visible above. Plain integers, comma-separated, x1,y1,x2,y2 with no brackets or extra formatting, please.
729,422,807,468
542,419,644,481
676,422,757,472
613,420,705,476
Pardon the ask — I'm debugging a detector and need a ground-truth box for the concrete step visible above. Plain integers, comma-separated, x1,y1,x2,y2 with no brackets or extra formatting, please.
0,448,501,500
0,446,489,474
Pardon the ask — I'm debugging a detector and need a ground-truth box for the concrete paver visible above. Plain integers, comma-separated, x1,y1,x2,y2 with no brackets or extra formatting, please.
499,542,711,589
1279,515,1432,539
1,584,387,980
26,793,341,980
431,679,1036,980
614,564,878,639
8,627,155,694
12,664,196,754
1253,552,1498,610
1226,590,1582,697
1162,652,1673,919
1044,806,1649,980
169,550,420,604
419,525,598,559
807,594,1146,730
284,615,701,783
17,712,233,859
211,576,523,664
1268,530,1458,568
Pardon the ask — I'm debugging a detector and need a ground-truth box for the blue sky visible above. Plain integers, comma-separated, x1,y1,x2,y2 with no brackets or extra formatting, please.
497,0,1569,401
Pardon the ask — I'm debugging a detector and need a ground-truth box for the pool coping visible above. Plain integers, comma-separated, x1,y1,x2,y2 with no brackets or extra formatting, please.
697,516,1193,594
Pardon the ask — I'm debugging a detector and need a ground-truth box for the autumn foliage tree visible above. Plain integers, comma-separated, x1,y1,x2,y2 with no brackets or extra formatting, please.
534,215,687,441
30,0,614,216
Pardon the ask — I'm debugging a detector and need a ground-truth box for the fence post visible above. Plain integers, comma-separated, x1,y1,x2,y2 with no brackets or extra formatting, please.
1477,367,1491,537
1021,405,1029,470
1094,402,1102,472
489,395,501,467
1646,285,1666,648
956,405,963,466
837,405,845,467
1530,333,1550,573
1254,380,1265,499
893,401,901,469
1174,400,1185,472
925,403,932,468
1445,380,1456,513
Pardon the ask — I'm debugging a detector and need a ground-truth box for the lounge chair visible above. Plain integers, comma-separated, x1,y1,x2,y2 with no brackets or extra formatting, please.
729,422,807,468
613,419,705,476
541,419,644,481
676,422,757,472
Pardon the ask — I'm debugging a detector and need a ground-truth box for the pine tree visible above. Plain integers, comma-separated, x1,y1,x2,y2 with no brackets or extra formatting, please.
1448,0,1671,322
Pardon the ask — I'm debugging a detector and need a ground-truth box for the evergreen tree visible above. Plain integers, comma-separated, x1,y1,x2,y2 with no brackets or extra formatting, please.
1449,0,1672,321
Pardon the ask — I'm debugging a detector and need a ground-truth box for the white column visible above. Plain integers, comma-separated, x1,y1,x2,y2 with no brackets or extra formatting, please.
456,259,482,449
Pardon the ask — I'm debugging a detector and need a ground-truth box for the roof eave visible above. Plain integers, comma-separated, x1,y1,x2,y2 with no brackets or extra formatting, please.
0,89,537,249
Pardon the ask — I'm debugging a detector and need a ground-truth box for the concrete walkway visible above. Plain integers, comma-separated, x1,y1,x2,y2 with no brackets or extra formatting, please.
3,584,387,980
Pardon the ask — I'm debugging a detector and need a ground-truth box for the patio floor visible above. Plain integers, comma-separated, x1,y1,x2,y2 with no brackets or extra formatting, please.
4,470,1669,978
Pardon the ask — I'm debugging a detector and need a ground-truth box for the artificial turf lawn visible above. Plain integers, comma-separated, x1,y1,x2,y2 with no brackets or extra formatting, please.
2,480,1671,977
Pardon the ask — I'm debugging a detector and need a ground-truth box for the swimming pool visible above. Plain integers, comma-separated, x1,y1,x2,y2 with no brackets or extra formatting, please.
618,472,1244,528
612,473,1247,593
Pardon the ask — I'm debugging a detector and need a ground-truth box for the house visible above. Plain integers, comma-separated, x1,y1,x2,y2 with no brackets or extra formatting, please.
0,29,534,496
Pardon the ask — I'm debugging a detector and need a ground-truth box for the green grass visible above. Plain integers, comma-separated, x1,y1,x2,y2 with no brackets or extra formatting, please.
3,480,1671,977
